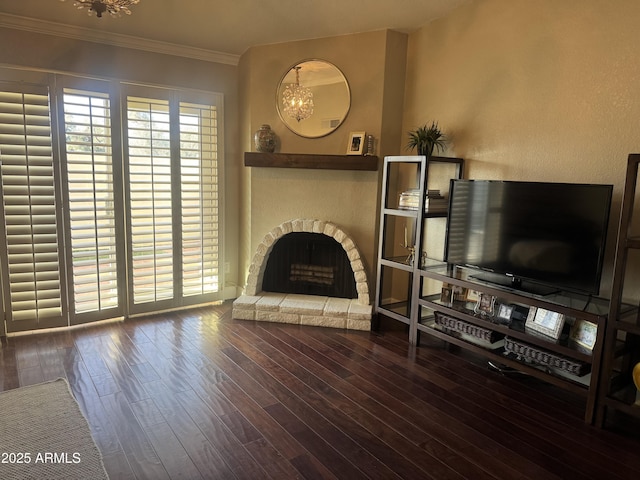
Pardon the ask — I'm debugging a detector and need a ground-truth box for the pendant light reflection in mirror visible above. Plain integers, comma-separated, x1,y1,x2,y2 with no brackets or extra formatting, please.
276,60,351,138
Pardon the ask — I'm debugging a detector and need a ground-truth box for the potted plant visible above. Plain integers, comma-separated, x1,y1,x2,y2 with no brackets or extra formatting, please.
406,121,447,157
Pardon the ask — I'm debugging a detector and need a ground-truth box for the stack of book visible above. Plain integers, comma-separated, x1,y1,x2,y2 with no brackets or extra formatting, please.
398,189,420,210
426,189,447,213
398,189,447,212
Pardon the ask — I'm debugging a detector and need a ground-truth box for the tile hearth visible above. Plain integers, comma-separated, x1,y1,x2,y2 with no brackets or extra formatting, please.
232,292,372,331
234,218,374,331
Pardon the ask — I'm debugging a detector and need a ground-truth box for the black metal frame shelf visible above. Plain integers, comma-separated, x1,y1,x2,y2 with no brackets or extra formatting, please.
414,265,607,422
374,153,608,423
597,153,640,427
374,155,464,342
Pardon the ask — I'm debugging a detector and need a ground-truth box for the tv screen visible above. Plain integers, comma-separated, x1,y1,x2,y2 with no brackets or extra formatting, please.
444,180,613,295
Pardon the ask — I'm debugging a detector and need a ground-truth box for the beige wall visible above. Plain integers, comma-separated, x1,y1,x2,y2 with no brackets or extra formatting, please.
0,26,242,296
4,0,634,301
238,0,640,300
402,0,640,295
238,30,408,295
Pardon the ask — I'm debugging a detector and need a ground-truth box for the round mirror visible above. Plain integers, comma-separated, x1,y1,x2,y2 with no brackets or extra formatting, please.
276,60,351,138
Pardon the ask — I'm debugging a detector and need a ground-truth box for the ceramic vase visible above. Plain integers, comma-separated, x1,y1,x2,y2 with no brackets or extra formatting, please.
254,124,277,153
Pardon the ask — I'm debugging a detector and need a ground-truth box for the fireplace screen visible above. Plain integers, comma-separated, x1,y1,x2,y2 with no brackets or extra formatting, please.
262,232,357,298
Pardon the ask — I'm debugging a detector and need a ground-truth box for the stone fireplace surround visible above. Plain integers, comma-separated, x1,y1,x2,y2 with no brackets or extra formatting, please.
232,219,373,330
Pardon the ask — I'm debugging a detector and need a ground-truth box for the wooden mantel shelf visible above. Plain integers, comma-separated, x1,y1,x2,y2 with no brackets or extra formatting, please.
244,152,379,171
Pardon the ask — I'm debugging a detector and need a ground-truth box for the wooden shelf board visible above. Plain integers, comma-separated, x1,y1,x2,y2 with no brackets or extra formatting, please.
603,392,640,419
376,306,411,325
419,297,594,364
416,322,589,395
613,318,640,336
244,152,379,171
627,236,640,249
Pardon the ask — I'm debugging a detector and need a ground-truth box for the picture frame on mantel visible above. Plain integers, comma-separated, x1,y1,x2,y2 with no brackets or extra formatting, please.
347,131,366,155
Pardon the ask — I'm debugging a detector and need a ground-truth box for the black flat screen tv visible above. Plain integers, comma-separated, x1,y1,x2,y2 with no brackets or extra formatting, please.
444,180,613,296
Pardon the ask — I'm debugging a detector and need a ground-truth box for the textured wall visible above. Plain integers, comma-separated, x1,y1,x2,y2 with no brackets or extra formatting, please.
238,31,408,293
402,0,640,295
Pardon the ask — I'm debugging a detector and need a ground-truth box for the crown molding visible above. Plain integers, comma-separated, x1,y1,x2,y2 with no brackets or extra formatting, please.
0,13,240,66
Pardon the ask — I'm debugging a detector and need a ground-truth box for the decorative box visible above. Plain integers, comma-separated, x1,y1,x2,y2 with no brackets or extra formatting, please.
434,312,504,344
504,336,590,376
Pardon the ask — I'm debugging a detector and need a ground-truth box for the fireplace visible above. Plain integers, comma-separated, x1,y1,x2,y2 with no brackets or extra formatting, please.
233,219,372,330
262,232,357,299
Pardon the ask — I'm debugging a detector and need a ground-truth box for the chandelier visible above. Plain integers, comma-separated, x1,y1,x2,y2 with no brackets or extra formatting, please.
282,67,314,123
62,0,141,18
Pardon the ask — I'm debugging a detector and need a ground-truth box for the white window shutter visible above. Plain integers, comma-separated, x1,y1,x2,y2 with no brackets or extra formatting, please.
180,101,219,296
0,88,64,325
126,96,174,304
62,89,119,314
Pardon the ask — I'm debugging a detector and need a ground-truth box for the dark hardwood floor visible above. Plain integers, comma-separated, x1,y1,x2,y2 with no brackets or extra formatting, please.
1,301,639,479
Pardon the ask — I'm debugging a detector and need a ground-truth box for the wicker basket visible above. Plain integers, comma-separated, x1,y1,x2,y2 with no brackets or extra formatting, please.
504,336,589,376
434,312,504,344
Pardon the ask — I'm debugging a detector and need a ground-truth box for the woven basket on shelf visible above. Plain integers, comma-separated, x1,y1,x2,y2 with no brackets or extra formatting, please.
504,336,589,376
434,312,504,344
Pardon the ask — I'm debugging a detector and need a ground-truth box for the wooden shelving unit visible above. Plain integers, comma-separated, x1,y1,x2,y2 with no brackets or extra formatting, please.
374,154,608,424
596,153,640,426
244,152,379,171
374,155,464,329
415,263,608,423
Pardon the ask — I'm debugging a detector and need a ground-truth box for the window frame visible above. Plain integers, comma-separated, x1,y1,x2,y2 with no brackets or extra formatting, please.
0,68,225,333
121,83,225,315
55,76,127,326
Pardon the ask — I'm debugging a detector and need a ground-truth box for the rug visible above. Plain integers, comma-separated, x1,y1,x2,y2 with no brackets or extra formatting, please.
0,378,108,480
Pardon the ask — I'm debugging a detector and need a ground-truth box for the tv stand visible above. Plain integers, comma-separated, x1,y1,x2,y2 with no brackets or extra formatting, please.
469,272,560,296
414,263,608,424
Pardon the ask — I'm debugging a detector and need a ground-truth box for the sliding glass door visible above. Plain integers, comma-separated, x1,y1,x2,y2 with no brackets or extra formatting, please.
0,71,223,333
123,86,222,315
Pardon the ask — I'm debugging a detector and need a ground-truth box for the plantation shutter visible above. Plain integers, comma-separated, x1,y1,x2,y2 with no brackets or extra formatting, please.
0,72,223,332
0,85,66,331
180,101,219,299
61,88,123,320
126,95,175,307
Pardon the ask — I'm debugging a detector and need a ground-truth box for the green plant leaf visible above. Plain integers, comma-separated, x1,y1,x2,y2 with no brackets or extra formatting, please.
405,121,447,155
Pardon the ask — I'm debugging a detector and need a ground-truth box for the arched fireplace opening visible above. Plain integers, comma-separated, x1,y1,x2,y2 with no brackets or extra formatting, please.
262,232,357,299
233,219,372,331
